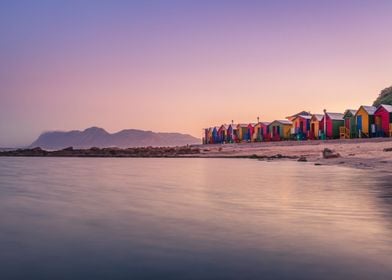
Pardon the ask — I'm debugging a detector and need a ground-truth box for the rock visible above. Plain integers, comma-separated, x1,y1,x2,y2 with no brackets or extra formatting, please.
322,148,340,159
314,163,322,166
298,156,307,162
383,147,392,152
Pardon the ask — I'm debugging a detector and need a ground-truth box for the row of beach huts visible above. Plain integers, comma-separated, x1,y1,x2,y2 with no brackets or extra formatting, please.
203,104,392,144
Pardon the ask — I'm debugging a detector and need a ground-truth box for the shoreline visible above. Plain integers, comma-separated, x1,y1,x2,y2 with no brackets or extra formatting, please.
1,138,392,173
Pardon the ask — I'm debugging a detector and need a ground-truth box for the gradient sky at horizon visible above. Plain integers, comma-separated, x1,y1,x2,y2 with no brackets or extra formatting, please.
1,0,392,146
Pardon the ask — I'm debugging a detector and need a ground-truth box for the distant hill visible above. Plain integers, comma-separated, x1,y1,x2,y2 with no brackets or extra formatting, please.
30,127,200,150
373,85,392,106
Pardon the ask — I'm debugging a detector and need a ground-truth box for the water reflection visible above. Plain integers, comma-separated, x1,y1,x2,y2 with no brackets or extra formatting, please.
0,158,391,279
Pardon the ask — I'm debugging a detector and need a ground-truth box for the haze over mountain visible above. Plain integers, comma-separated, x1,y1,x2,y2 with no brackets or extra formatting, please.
30,127,200,150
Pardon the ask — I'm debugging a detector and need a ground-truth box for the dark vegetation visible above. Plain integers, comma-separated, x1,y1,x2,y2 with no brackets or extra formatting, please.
373,86,392,106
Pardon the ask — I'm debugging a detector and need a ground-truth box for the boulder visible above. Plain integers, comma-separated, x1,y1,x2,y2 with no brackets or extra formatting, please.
322,148,340,159
298,156,307,162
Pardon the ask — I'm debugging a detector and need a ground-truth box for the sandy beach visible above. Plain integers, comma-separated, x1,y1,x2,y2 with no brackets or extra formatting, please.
1,138,391,173
197,138,392,173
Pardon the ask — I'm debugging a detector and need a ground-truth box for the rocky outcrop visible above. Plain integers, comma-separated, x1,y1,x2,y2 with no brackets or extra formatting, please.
0,146,201,158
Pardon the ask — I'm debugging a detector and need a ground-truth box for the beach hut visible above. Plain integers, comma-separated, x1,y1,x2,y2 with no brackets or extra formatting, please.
218,125,230,143
268,120,292,141
227,123,238,143
286,111,311,121
320,112,344,139
211,127,219,143
246,123,256,142
340,109,357,139
374,104,392,137
252,122,271,142
309,114,323,140
355,105,377,138
291,115,311,140
206,127,219,144
236,124,249,142
203,128,209,144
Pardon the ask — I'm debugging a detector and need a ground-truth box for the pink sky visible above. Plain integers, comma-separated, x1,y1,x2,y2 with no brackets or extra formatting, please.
1,1,392,146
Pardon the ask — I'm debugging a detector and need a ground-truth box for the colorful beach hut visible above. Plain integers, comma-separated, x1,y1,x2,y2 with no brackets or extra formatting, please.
374,104,392,137
227,123,238,143
236,124,249,142
252,122,271,142
268,120,292,141
212,126,219,143
286,111,311,121
309,114,323,140
206,127,219,144
203,128,210,144
340,109,357,139
355,106,377,138
320,112,344,139
218,125,230,143
247,123,256,142
291,115,311,140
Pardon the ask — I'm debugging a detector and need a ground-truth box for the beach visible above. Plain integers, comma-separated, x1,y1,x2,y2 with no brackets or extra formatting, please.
1,138,391,173
198,138,392,173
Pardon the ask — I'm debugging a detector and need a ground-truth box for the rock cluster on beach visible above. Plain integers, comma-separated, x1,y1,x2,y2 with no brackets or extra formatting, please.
0,146,201,158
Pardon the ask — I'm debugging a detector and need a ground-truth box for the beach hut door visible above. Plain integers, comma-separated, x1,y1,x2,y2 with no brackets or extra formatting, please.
357,116,362,131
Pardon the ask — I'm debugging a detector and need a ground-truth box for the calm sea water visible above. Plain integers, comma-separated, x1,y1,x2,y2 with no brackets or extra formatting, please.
0,158,391,280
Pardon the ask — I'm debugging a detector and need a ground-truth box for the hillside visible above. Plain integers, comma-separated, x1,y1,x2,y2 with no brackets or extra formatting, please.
30,127,200,149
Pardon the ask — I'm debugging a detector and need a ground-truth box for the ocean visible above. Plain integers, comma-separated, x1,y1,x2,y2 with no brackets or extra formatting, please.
0,157,391,279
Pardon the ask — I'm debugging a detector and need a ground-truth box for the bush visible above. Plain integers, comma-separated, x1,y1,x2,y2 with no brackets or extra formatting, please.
373,86,392,106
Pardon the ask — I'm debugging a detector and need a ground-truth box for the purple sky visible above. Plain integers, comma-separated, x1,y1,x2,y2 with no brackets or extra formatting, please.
1,0,392,146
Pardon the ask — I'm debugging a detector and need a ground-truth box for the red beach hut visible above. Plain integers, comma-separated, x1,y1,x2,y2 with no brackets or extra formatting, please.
374,104,392,137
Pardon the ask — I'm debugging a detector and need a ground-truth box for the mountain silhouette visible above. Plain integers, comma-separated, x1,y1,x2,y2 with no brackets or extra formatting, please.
30,127,200,149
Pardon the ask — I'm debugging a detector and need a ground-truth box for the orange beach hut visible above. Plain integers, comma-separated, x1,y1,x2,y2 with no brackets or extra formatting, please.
355,106,377,138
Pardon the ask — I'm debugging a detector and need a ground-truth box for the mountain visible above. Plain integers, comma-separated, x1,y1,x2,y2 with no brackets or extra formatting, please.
30,127,200,149
373,85,392,106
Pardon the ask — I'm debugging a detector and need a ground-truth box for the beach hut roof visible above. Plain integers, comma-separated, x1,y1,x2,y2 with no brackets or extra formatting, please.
326,112,344,120
286,111,311,120
237,123,248,128
229,123,238,128
377,104,392,113
360,105,377,115
293,115,312,120
272,120,292,125
344,109,357,116
311,114,324,121
260,121,271,126
219,124,230,130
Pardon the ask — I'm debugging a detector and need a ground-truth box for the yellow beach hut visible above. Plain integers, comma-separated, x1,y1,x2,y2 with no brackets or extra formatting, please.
310,114,323,139
355,105,377,138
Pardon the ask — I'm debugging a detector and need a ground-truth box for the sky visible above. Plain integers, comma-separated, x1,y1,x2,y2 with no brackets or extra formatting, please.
1,0,392,146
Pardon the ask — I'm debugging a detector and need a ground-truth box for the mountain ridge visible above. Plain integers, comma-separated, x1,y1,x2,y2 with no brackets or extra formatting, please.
30,127,200,149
